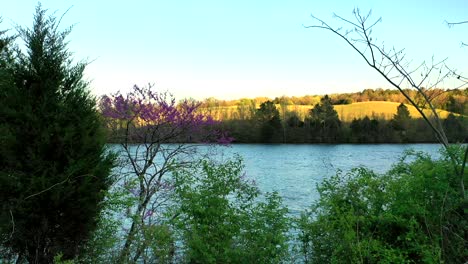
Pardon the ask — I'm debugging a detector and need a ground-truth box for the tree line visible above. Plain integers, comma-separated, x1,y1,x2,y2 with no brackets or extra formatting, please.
200,87,467,115
218,95,466,144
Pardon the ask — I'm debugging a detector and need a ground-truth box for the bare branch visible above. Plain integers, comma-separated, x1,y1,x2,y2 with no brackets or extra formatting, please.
445,20,468,28
23,174,95,200
9,209,14,239
306,8,466,198
24,177,70,200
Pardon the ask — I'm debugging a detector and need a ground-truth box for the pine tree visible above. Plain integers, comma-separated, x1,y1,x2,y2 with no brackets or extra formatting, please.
389,103,412,142
256,101,282,142
0,6,114,262
308,95,341,142
391,103,411,131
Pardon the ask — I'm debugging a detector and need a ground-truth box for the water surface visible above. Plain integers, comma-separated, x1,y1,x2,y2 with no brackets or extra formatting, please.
212,144,441,215
111,143,441,215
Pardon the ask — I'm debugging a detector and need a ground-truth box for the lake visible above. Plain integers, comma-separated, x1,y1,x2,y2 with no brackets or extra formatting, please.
109,143,443,261
208,144,441,215
111,143,442,216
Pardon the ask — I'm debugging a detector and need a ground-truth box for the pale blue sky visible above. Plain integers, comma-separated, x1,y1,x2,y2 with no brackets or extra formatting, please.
2,0,467,100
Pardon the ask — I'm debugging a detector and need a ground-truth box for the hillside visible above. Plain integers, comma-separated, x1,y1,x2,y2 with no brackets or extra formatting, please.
334,101,454,122
201,101,456,122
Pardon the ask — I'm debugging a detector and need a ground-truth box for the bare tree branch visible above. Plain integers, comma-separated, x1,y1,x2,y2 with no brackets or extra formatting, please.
306,8,467,198
23,174,93,200
445,20,468,27
9,209,14,239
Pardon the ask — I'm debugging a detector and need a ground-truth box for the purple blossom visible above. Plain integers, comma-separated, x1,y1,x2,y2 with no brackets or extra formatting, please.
143,210,153,220
99,85,233,144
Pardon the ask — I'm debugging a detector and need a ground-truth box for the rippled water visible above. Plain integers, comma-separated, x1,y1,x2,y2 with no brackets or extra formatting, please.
108,143,442,261
211,144,441,215
110,143,441,215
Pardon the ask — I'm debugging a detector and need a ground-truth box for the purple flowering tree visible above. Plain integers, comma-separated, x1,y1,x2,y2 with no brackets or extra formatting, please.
99,85,232,262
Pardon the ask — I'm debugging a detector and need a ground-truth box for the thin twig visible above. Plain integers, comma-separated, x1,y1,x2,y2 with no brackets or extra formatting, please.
24,177,70,200
9,209,15,238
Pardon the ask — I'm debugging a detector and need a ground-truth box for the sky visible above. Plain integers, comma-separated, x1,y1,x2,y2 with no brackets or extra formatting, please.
2,0,467,100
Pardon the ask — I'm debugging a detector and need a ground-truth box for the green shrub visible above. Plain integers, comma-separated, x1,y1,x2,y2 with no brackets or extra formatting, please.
297,147,467,263
173,157,291,263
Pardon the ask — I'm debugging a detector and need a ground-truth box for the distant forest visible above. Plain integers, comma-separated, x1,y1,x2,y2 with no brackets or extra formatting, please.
200,88,467,115
197,88,467,144
104,88,466,144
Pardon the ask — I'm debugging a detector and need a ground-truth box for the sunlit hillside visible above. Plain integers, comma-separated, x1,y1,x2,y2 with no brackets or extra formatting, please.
200,101,456,122
333,101,453,122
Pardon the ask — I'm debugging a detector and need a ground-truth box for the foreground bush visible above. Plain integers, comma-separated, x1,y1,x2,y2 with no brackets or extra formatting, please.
81,157,291,263
173,158,291,263
297,147,467,263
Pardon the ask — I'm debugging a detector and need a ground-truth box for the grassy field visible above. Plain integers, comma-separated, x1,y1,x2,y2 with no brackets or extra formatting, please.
201,101,455,122
329,101,452,122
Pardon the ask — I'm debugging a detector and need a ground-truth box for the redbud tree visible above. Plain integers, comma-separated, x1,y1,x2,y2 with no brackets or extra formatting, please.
99,85,232,262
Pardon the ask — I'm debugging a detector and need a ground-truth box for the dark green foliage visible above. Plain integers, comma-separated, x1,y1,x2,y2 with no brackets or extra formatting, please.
0,6,114,262
350,116,380,143
256,100,282,142
308,95,341,142
445,95,466,115
0,19,14,70
219,119,259,142
443,113,467,143
77,186,135,263
391,103,411,130
286,111,304,128
297,147,467,263
173,158,291,263
256,101,281,123
390,103,412,142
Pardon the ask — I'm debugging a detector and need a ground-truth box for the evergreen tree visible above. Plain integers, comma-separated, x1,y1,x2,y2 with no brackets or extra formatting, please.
0,18,14,69
350,116,380,143
391,103,411,142
393,103,411,124
446,95,465,115
256,101,282,142
286,111,303,128
0,6,114,263
308,95,341,142
443,114,467,143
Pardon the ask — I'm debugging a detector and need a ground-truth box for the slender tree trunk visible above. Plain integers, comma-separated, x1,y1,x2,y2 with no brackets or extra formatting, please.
118,194,151,263
118,203,144,264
